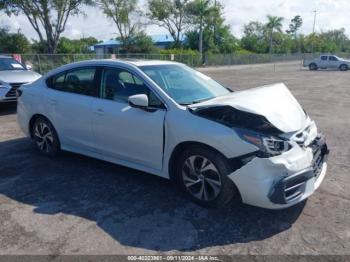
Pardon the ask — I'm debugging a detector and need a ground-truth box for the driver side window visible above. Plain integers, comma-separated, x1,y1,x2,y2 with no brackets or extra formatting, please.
100,68,165,108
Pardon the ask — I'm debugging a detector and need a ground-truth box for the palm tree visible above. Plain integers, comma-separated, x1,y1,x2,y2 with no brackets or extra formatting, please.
266,15,284,54
186,0,212,61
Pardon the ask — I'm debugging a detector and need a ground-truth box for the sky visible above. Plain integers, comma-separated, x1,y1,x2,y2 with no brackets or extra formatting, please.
0,0,350,41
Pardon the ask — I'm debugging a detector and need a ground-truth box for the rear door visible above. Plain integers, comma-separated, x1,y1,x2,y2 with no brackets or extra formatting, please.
48,67,99,152
91,66,166,170
319,55,328,68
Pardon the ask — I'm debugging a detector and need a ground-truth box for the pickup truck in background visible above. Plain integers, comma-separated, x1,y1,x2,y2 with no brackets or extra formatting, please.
303,55,350,71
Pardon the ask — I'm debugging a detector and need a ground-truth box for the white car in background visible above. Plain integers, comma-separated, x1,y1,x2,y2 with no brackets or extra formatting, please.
0,55,41,103
17,59,329,209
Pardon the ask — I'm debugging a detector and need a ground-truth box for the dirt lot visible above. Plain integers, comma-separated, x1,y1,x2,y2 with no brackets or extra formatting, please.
0,62,349,255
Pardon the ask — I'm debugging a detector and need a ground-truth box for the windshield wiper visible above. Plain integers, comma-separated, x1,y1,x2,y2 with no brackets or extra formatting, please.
191,97,214,104
179,97,214,106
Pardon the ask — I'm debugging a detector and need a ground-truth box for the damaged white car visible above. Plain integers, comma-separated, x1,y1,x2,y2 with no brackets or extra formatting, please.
17,60,329,209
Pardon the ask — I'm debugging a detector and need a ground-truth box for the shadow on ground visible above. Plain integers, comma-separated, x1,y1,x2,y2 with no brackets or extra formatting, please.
0,138,305,251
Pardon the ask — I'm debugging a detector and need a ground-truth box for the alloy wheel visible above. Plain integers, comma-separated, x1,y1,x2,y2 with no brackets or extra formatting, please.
182,155,222,201
34,121,54,154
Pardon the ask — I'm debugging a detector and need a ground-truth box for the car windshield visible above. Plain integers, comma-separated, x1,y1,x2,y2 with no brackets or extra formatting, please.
140,64,230,105
0,58,25,71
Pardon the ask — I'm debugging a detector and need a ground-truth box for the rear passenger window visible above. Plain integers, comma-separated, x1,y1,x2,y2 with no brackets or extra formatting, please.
51,73,65,90
64,68,96,95
321,56,328,61
47,67,97,96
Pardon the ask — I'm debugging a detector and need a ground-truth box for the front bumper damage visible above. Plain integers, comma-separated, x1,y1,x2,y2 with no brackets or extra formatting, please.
228,134,329,209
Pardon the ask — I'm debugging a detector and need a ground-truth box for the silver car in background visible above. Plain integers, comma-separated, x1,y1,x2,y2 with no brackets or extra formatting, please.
0,55,41,103
303,54,350,71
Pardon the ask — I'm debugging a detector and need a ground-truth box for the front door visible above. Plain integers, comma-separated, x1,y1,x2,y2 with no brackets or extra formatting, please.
328,56,339,69
92,67,166,170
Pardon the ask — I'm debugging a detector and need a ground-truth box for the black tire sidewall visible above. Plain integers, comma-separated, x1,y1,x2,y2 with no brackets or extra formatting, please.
309,64,317,70
340,64,348,71
175,146,237,208
33,117,60,157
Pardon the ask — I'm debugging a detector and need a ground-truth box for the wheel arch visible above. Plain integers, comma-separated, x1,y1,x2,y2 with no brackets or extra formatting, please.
309,63,318,69
168,141,229,181
29,114,55,139
339,64,348,70
168,141,243,203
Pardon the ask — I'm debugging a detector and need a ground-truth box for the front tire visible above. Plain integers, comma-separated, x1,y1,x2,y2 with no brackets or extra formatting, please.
339,64,348,71
175,146,238,208
32,117,60,157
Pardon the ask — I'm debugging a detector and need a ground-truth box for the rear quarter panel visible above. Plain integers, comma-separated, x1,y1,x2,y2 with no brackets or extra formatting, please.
17,79,53,137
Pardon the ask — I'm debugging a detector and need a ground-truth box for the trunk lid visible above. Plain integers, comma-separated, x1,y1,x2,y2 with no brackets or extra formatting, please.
189,83,307,133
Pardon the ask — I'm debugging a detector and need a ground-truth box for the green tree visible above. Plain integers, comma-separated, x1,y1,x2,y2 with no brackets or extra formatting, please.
1,0,93,53
0,27,31,53
186,0,218,59
99,0,141,51
147,0,188,47
241,21,269,53
321,28,350,52
266,15,284,53
57,37,98,53
128,32,158,53
287,15,302,37
286,15,302,53
186,22,238,54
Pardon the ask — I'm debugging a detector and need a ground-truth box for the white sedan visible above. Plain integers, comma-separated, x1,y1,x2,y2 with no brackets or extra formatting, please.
17,59,329,209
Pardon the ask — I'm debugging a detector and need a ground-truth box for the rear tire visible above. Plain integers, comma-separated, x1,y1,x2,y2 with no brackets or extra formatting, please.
309,63,318,71
175,145,238,208
339,64,348,71
32,117,60,157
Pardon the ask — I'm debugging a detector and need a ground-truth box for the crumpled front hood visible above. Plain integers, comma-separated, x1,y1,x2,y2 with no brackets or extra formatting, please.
189,83,307,133
0,70,41,84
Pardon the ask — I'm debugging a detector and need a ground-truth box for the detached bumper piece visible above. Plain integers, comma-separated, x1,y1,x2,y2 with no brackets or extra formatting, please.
269,134,329,205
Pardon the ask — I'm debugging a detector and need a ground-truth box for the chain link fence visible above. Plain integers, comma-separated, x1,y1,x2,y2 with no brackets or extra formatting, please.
3,52,350,74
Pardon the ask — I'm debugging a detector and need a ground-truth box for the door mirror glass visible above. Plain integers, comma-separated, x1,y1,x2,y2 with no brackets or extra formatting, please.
26,64,32,70
128,94,149,109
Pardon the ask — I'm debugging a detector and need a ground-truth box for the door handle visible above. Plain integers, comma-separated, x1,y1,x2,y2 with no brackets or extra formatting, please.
94,108,105,116
49,99,57,105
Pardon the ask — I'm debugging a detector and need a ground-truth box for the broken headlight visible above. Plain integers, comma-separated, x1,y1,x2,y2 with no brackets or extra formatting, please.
236,128,292,158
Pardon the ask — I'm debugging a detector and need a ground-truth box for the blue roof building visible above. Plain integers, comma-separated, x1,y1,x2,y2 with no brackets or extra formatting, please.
93,34,186,55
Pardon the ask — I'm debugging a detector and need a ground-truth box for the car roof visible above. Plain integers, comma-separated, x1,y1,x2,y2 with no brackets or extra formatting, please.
45,59,182,78
0,55,12,59
66,59,180,67
67,59,179,67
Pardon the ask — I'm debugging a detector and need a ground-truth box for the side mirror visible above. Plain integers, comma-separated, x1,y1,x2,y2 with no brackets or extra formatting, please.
25,64,32,70
128,94,149,109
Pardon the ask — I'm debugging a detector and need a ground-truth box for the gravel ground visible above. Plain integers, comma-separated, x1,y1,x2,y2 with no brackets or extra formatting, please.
0,61,349,255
